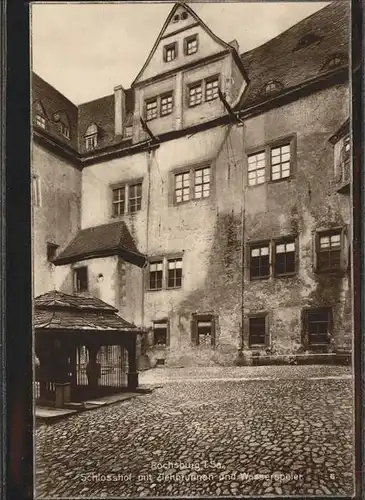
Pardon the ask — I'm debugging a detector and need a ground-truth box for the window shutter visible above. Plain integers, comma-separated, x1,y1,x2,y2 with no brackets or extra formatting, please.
166,320,170,347
313,232,319,272
191,317,198,346
211,316,216,348
341,228,348,271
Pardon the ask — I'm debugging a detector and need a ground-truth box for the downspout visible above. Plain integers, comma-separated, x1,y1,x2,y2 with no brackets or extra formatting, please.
141,144,152,332
240,123,246,353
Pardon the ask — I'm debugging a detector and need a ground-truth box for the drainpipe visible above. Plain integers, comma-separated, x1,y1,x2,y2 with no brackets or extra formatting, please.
141,144,152,332
240,124,246,352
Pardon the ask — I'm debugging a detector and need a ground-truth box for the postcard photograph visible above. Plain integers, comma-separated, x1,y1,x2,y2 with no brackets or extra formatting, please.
31,1,354,498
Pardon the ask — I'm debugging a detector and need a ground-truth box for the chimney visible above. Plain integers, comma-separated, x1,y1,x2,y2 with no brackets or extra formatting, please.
228,39,239,53
114,84,126,136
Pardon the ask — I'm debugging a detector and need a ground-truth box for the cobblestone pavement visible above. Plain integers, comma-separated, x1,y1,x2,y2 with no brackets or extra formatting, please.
36,365,354,498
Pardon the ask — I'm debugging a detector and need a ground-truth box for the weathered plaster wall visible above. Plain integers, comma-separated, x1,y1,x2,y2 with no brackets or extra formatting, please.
32,143,81,297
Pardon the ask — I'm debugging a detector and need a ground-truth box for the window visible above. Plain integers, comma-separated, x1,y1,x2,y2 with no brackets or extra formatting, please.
265,80,282,94
327,56,343,69
161,94,173,116
164,43,177,62
250,244,270,280
111,182,142,216
270,143,291,181
205,78,219,102
146,99,158,121
32,174,41,207
167,258,182,288
175,171,190,203
274,240,296,276
60,123,70,139
192,315,215,346
317,231,342,271
185,35,198,55
294,33,322,51
174,165,211,204
153,320,168,346
248,151,265,186
194,167,210,199
112,187,126,217
124,126,133,138
340,134,351,183
47,243,59,263
129,183,142,213
249,315,267,347
149,261,163,290
74,267,88,293
181,11,188,20
172,14,180,23
35,114,46,129
188,83,203,107
85,124,98,150
305,308,331,347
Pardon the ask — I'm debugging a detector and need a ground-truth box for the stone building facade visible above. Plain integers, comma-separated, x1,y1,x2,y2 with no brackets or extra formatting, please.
32,2,352,367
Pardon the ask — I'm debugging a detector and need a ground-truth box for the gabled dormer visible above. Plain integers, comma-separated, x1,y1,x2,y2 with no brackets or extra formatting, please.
131,3,248,142
33,100,48,130
53,110,71,140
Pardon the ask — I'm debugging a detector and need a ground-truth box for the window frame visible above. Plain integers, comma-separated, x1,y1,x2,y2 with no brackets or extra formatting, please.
145,97,158,122
160,92,174,117
60,122,70,139
247,149,266,187
273,237,297,278
248,241,271,281
47,242,59,263
35,114,46,129
173,163,212,205
269,141,292,182
74,266,88,293
247,312,269,349
148,260,164,291
110,180,143,217
191,313,216,347
302,307,332,350
205,76,220,102
163,42,177,63
146,255,184,292
188,81,203,108
315,228,344,274
166,257,183,289
184,34,199,56
152,319,170,347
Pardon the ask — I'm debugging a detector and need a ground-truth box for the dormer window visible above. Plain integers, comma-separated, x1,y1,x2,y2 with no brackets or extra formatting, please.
324,55,345,71
264,80,282,94
294,33,321,51
60,123,70,139
35,114,46,129
85,123,98,151
163,43,177,63
185,34,198,56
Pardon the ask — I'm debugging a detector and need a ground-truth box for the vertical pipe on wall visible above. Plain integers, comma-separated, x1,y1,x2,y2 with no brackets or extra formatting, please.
240,122,246,351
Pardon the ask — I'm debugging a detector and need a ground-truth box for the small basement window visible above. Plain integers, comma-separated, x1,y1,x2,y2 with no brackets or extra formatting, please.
305,308,331,347
74,266,88,293
192,314,216,347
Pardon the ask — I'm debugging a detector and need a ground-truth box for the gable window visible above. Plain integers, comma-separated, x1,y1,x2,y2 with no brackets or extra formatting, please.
167,258,182,288
47,243,59,263
60,123,70,139
205,77,219,102
129,183,142,213
161,94,173,116
85,124,98,150
192,314,216,347
270,143,291,181
274,239,296,276
163,43,177,63
153,320,168,346
74,266,88,293
112,186,126,217
111,181,142,216
248,314,268,348
32,174,41,207
188,83,203,107
248,151,265,186
35,114,46,129
250,244,270,280
304,308,331,347
185,35,198,55
146,99,158,121
317,230,342,272
149,261,163,290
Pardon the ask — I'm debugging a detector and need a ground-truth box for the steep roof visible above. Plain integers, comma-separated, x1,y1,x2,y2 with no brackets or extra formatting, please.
240,1,349,108
34,291,139,332
32,73,79,151
53,220,146,268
